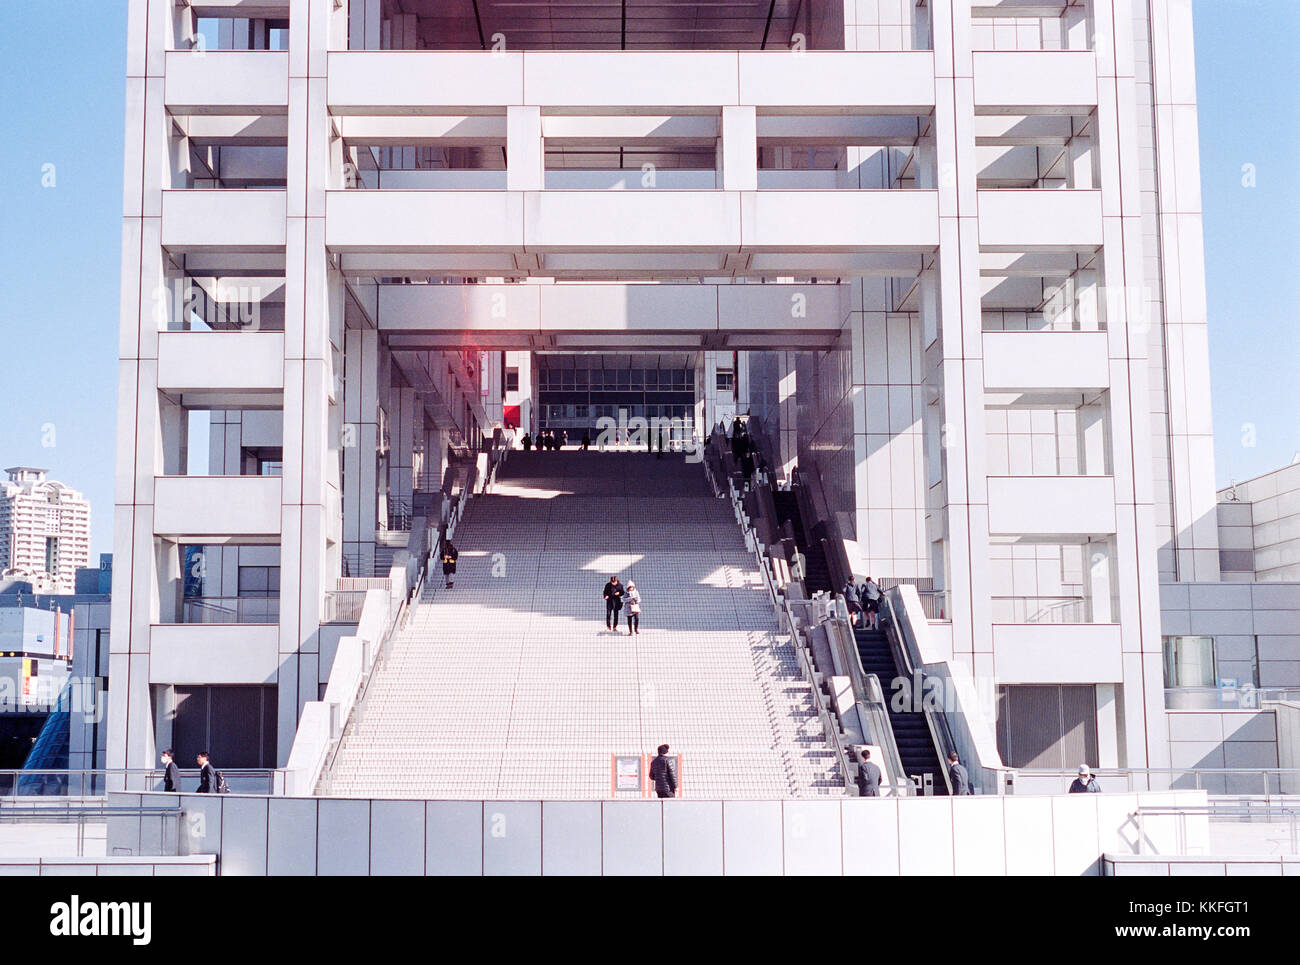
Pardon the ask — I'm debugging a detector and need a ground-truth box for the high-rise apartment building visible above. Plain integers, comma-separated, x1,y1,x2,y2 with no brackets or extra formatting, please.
0,468,91,594
111,0,1258,784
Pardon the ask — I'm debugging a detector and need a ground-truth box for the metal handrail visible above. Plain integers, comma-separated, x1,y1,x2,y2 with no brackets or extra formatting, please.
716,452,852,795
314,435,509,794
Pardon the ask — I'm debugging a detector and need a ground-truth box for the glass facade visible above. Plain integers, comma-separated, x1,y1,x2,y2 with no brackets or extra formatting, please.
536,365,696,443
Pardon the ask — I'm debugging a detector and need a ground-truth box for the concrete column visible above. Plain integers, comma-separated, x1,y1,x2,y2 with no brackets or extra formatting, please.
343,328,380,574
719,106,757,191
110,0,170,776
507,106,544,191
929,0,992,684
777,351,798,483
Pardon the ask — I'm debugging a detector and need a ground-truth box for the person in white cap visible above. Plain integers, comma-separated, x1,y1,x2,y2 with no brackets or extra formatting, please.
1068,764,1101,793
624,581,642,635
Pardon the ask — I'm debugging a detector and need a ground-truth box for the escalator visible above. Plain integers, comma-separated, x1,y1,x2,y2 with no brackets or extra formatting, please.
16,676,73,796
771,490,833,594
854,624,948,794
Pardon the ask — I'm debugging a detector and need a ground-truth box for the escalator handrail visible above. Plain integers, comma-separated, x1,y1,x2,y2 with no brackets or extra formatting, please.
818,597,911,796
878,588,961,794
860,671,914,797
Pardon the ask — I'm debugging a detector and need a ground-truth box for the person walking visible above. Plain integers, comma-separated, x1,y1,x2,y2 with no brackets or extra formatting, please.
442,539,459,589
843,580,862,627
161,749,180,792
521,432,532,451
855,748,882,797
195,751,216,794
947,751,972,795
1069,764,1101,793
650,744,678,799
861,576,882,630
603,575,624,631
581,431,591,451
624,581,642,635
559,429,568,449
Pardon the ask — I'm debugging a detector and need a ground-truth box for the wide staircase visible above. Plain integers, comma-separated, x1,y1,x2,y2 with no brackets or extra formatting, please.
326,450,844,799
853,625,947,795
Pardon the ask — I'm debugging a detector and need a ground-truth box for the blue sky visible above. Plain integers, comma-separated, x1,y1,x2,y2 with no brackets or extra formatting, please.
0,1,1296,557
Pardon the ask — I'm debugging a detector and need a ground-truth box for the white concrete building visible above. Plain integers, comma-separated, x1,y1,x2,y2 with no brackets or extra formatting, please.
0,468,91,595
1217,463,1300,583
111,0,1237,783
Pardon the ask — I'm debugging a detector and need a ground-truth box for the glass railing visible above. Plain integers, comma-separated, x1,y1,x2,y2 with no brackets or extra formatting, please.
1011,767,1300,798
990,595,1096,624
1165,686,1300,711
177,596,280,624
322,589,368,624
0,768,283,798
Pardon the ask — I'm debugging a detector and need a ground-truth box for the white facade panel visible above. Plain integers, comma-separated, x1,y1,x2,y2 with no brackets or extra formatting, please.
993,624,1124,683
326,190,523,251
977,189,1103,248
153,476,282,536
160,190,287,250
988,476,1116,535
157,332,285,391
164,51,289,114
738,51,935,109
148,624,279,684
972,51,1098,110
982,332,1110,390
327,51,523,112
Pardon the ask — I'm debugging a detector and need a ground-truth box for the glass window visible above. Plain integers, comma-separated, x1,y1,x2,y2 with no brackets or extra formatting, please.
1162,636,1217,688
505,368,519,392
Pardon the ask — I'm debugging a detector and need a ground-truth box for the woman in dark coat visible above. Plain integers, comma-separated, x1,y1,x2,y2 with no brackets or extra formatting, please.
442,539,459,589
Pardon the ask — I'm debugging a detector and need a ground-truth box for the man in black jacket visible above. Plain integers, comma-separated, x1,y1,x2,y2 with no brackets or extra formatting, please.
603,575,624,631
650,744,677,799
161,749,180,792
856,748,882,797
196,751,216,793
947,751,972,795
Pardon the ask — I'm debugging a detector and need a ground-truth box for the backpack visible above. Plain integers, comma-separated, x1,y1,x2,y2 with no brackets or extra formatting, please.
215,770,231,794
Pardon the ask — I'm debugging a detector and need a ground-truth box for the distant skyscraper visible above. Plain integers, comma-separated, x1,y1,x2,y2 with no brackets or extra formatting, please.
0,468,91,594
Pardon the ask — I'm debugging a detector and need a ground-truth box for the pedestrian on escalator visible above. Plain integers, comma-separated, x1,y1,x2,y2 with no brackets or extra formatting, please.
843,580,862,626
948,751,972,795
603,575,624,631
861,576,882,630
856,748,882,797
624,581,641,635
442,539,459,589
650,744,677,799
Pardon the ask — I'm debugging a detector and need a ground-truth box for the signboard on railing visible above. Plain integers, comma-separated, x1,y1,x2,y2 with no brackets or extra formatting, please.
611,754,643,795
